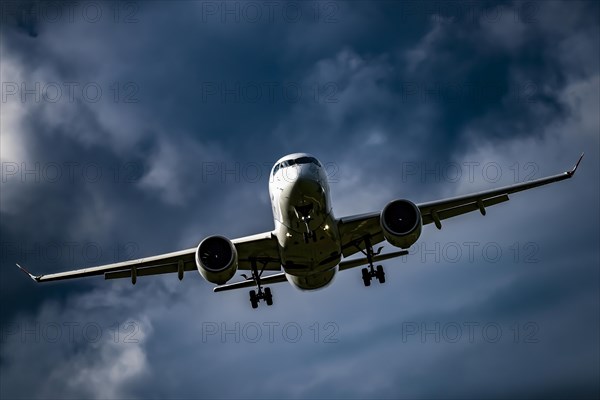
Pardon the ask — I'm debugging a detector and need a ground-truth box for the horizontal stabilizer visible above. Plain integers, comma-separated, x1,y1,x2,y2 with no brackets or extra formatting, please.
213,272,287,293
338,250,409,271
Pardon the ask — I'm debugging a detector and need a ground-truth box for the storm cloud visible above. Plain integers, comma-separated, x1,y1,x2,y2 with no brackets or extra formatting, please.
1,1,598,398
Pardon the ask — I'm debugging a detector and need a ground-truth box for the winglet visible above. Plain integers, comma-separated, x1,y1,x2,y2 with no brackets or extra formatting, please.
567,152,584,176
16,264,40,282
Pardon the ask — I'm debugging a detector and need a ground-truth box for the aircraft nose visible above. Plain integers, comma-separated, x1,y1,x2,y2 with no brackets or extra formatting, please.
295,164,321,187
281,163,318,183
295,174,322,195
284,164,323,197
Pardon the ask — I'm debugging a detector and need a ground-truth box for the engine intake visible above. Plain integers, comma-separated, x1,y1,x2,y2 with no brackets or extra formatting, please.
380,199,422,248
195,235,238,284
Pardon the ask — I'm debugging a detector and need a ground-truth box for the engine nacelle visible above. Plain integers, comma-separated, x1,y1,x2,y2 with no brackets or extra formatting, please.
380,199,422,249
195,235,238,284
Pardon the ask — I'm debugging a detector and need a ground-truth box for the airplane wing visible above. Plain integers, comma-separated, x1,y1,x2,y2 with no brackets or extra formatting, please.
338,153,584,258
17,231,281,283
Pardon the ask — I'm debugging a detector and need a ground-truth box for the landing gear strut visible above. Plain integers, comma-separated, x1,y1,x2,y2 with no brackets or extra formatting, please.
357,237,385,286
246,259,273,309
300,216,317,244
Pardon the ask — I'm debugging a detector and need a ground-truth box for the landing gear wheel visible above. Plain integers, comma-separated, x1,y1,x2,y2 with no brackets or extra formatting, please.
246,259,276,308
361,268,371,287
249,290,259,309
375,265,385,284
264,287,273,306
357,237,387,288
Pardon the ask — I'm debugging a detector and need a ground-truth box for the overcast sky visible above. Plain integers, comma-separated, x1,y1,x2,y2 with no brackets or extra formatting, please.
1,1,599,399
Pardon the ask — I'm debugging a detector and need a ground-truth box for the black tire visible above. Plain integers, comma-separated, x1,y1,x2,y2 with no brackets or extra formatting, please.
249,290,258,309
376,265,385,284
361,268,371,287
264,287,273,306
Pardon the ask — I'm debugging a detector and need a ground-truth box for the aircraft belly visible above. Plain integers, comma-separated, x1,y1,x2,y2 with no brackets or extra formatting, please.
280,231,340,277
285,268,337,291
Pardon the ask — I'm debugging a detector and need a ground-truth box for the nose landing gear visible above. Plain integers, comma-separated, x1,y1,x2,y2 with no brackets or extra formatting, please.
295,203,317,244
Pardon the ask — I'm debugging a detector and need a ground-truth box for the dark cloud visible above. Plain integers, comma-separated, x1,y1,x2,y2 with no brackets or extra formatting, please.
1,0,598,398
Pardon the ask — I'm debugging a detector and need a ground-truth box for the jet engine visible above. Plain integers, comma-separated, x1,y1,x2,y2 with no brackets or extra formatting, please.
195,235,238,284
380,199,422,249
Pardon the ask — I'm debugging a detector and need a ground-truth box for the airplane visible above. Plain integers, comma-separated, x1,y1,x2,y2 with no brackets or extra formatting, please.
17,152,584,308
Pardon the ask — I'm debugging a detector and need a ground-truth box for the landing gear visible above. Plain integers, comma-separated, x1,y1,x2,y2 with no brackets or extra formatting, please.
303,231,317,244
249,290,259,309
376,265,385,284
357,237,386,287
264,287,273,306
361,268,371,286
247,259,274,309
295,203,317,244
361,265,385,286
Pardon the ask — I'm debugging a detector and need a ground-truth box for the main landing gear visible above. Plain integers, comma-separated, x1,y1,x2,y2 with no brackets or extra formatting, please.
357,237,386,287
245,259,273,309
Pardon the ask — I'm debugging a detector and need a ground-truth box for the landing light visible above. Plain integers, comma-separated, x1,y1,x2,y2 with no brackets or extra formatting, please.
324,224,329,231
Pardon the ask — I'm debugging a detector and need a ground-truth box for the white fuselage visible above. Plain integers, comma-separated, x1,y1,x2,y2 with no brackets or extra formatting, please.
268,153,341,290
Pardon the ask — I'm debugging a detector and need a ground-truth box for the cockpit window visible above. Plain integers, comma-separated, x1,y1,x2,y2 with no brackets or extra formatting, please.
295,156,322,167
272,156,321,176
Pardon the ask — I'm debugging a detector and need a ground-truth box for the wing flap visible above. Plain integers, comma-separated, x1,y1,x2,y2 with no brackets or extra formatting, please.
337,154,582,259
21,231,281,283
104,261,197,280
338,250,409,271
30,247,196,282
422,194,509,226
213,272,288,293
417,160,581,214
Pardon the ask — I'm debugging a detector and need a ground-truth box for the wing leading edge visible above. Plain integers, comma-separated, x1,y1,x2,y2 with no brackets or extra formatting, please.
418,152,583,229
338,153,584,257
17,231,281,283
